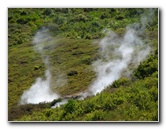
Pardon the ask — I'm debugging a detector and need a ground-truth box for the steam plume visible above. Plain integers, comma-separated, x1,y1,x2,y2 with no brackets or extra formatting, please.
20,28,60,104
88,8,155,95
20,70,59,104
89,27,151,95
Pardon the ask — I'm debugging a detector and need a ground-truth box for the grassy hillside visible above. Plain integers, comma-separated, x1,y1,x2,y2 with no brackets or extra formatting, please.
8,8,158,121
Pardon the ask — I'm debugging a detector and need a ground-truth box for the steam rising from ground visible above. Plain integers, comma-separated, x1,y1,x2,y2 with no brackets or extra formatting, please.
88,9,154,95
89,27,151,95
20,70,59,104
20,28,60,104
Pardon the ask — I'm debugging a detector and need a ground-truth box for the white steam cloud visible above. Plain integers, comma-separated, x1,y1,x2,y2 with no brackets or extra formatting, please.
20,28,60,104
89,27,151,95
20,70,59,104
88,9,155,95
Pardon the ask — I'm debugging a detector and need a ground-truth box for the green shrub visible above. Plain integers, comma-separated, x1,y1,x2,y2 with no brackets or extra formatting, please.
64,99,78,114
91,110,104,121
111,77,130,88
134,57,158,79
115,15,124,20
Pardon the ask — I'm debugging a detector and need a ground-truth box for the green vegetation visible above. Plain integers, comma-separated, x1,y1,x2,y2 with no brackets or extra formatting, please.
8,8,158,121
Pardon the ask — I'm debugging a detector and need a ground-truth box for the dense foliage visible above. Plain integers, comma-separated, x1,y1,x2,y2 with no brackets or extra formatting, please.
8,8,158,121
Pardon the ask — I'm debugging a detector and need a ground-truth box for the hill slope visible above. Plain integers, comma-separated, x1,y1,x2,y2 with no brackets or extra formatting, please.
8,8,158,121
